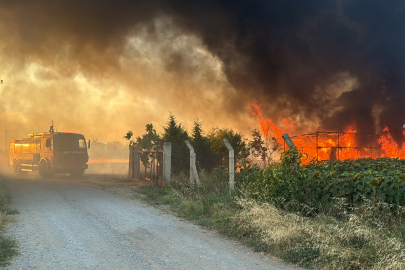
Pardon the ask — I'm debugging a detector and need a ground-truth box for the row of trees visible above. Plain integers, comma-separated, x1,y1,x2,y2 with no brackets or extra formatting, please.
125,114,280,174
125,114,249,174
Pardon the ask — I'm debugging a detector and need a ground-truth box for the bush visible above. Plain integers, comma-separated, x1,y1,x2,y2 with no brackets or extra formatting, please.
241,151,405,213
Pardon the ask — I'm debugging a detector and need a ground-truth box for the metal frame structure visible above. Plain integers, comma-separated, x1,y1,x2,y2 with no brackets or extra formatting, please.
283,130,403,161
130,141,164,187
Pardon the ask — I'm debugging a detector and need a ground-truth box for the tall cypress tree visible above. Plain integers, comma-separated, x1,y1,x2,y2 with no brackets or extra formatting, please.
191,119,215,172
161,114,190,174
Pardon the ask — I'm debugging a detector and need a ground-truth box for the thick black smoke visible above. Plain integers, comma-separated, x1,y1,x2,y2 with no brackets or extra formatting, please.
164,0,405,136
1,0,405,141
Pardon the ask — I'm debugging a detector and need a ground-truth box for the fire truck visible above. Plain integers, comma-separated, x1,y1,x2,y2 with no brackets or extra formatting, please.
8,124,90,178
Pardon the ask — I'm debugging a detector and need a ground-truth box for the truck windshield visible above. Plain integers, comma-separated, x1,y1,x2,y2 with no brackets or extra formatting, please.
53,134,87,151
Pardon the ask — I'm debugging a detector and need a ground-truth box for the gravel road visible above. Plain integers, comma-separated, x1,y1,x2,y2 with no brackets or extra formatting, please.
4,174,296,270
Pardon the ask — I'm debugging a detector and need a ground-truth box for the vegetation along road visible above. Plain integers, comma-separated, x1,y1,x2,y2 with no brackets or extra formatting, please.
4,174,296,270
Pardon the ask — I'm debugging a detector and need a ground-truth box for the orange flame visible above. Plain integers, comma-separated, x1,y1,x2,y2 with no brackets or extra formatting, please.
248,103,363,164
249,103,405,162
377,126,405,158
248,102,288,147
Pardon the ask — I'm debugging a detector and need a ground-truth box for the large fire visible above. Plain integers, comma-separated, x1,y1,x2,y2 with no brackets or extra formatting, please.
248,103,405,163
377,127,405,159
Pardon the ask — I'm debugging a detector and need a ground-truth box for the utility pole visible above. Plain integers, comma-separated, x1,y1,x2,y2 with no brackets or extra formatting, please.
1,130,11,153
1,80,11,152
0,78,3,109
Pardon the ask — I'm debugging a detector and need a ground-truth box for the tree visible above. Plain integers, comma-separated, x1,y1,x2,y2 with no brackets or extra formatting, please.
161,114,190,174
249,129,267,162
136,124,161,177
248,128,281,165
191,118,215,172
208,128,249,168
123,131,133,141
136,124,160,150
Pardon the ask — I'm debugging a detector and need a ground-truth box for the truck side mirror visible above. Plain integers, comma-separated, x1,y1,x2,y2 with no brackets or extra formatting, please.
88,140,91,149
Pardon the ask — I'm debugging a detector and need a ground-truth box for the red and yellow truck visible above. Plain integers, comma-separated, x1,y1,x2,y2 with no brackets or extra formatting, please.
8,125,90,178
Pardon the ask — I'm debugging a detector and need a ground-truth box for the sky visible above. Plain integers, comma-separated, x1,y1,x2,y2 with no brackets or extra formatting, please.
0,0,404,148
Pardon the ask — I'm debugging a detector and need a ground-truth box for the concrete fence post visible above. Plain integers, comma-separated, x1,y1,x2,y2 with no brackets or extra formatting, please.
185,140,194,184
282,133,298,170
163,142,172,183
128,143,133,180
282,133,296,150
185,140,200,187
223,139,234,190
193,152,199,186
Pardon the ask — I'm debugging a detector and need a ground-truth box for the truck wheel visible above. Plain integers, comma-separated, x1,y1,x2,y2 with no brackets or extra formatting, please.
69,169,85,178
14,160,22,175
39,160,53,178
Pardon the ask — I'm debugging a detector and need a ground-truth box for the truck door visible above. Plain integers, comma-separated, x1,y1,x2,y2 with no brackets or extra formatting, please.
42,138,52,156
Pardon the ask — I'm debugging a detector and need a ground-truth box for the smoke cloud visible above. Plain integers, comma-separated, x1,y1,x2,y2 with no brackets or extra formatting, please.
0,0,404,147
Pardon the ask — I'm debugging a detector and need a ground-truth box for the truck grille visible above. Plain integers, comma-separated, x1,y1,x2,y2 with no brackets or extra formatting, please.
55,154,88,164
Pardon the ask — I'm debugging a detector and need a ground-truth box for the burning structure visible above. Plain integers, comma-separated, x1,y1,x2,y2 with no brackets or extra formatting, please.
249,103,405,164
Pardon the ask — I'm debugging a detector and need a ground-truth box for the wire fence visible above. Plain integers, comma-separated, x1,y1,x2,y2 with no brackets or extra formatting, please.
284,130,404,162
244,130,405,167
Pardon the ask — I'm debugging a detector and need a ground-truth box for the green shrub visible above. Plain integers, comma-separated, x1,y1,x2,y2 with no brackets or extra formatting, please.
241,152,405,214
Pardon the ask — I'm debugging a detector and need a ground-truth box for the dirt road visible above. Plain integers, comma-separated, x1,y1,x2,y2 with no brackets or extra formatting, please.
4,174,296,270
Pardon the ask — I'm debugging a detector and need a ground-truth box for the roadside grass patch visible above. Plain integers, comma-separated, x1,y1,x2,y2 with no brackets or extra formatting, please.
138,170,240,234
236,198,405,270
0,236,18,266
0,174,18,266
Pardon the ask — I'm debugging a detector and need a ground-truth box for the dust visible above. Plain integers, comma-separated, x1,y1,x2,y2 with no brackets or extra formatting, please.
86,162,128,175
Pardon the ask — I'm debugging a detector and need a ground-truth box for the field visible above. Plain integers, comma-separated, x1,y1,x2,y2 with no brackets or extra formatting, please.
137,152,405,270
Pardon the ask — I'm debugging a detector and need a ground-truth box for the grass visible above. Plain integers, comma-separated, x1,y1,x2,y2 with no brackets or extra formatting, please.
133,169,405,270
139,170,240,234
0,174,19,266
236,198,405,269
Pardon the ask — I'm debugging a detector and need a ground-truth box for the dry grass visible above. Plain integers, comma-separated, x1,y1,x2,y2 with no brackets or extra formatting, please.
237,198,405,269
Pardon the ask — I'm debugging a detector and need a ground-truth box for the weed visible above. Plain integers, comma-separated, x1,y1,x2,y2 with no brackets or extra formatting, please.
237,198,405,270
0,236,17,266
0,175,18,266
